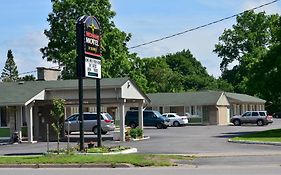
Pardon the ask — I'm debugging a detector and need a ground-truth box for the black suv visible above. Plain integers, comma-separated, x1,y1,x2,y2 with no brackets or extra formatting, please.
125,110,170,129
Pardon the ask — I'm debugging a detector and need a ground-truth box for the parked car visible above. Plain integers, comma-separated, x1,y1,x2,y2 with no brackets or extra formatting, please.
230,111,273,126
64,112,115,134
125,110,170,129
273,112,281,118
162,113,188,127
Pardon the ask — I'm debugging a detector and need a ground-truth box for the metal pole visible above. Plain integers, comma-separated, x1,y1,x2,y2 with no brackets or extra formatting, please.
67,121,70,152
46,123,49,153
77,20,84,151
78,75,84,151
97,78,102,147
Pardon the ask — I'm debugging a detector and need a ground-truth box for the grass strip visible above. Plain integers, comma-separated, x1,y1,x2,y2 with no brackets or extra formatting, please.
230,129,281,142
0,154,193,167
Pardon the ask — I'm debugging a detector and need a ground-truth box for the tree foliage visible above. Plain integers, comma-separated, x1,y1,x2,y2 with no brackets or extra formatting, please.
19,75,36,81
214,11,279,93
1,49,19,82
130,50,233,93
247,20,281,112
214,10,281,112
50,98,65,154
42,1,233,94
41,0,133,79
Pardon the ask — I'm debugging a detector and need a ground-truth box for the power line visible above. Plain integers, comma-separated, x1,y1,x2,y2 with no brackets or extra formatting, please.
0,65,60,80
3,0,279,77
17,66,60,76
128,0,280,50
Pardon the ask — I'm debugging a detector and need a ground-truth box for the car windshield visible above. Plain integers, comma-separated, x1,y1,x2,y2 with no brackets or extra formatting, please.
154,111,162,118
66,115,77,121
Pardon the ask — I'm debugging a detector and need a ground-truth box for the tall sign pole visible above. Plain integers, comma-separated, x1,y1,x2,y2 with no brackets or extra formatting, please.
76,17,85,151
76,16,102,150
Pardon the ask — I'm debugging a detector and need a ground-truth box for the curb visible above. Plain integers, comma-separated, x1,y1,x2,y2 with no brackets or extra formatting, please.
0,163,133,168
228,139,281,146
131,136,150,142
78,148,138,155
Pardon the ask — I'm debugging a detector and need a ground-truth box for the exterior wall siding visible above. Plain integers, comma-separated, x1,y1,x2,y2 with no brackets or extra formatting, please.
208,106,218,125
217,106,228,125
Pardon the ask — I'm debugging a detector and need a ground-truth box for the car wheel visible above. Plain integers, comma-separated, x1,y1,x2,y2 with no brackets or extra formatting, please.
129,122,137,128
257,120,264,126
173,121,180,127
92,126,98,135
156,123,163,129
163,125,168,129
233,119,241,126
101,130,107,135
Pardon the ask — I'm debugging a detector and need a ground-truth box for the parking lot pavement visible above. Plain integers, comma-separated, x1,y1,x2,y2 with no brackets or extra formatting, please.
1,119,281,156
105,119,281,155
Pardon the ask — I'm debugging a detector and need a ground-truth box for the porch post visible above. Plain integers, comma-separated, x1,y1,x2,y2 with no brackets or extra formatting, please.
15,106,22,141
25,102,35,143
119,101,125,142
138,100,144,130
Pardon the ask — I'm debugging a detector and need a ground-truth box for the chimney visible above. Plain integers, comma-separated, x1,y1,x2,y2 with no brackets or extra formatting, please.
37,67,61,81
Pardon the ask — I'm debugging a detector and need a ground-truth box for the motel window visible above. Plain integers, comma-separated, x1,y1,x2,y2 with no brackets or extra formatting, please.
159,107,163,114
170,107,177,113
196,106,202,116
0,107,7,127
191,106,195,115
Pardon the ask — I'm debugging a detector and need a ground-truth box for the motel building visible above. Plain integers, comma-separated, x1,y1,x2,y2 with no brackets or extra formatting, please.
0,68,266,143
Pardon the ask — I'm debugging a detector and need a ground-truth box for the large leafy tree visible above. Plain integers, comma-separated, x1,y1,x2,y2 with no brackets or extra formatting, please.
41,0,133,79
165,50,217,91
1,49,19,82
214,11,279,93
130,50,233,93
247,20,281,112
143,57,183,93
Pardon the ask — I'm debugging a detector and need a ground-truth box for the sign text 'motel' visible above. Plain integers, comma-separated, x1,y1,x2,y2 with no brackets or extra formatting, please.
77,16,102,79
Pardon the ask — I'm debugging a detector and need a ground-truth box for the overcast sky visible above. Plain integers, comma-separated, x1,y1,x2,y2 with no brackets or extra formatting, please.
0,0,280,78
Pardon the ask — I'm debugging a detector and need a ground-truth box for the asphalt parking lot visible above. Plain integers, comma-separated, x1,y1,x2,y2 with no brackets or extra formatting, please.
1,119,281,156
106,119,281,155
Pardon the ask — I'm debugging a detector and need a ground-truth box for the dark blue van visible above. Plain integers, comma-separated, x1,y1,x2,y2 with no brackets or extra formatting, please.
125,110,170,129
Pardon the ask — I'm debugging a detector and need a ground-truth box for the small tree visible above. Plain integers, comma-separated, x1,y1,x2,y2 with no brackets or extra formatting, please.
50,98,65,154
1,49,19,82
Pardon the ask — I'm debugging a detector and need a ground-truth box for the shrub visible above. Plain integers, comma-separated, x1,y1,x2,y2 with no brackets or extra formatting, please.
129,127,143,139
136,128,143,138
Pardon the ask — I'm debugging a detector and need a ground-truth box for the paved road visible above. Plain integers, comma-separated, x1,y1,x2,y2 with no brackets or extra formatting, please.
0,166,281,175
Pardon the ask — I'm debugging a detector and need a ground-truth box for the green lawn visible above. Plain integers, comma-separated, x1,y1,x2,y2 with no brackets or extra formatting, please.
230,129,281,142
0,154,193,167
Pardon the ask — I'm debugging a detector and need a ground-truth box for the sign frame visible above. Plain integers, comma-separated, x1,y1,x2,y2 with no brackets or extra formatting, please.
77,15,102,79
